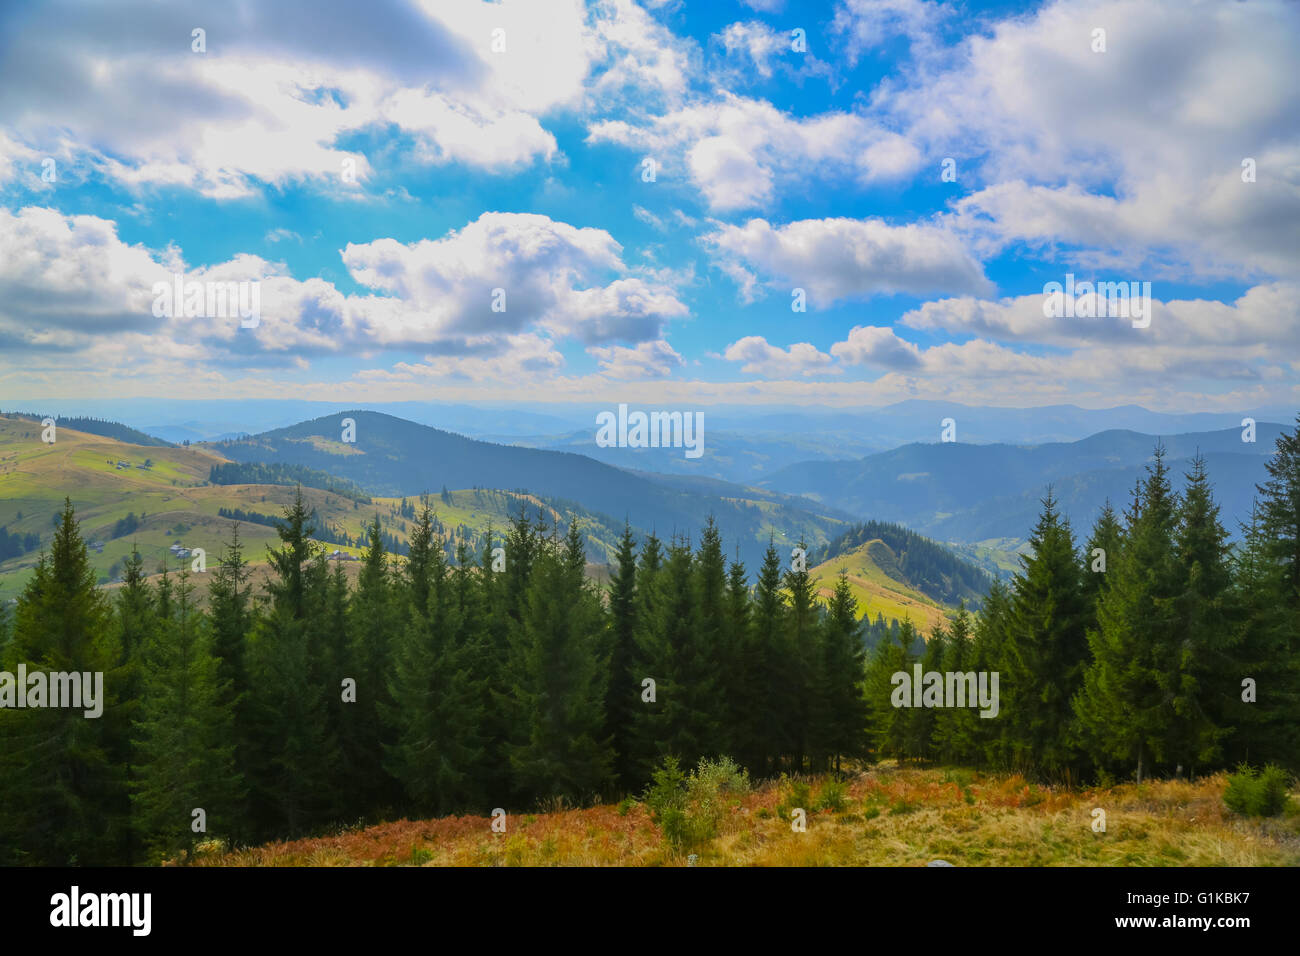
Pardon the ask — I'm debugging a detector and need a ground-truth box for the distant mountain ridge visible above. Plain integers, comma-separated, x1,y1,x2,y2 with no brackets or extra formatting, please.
205,410,855,572
1,411,172,447
762,424,1290,546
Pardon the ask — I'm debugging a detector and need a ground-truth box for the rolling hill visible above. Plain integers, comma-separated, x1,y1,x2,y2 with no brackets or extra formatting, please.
0,416,628,601
762,425,1287,548
204,410,856,572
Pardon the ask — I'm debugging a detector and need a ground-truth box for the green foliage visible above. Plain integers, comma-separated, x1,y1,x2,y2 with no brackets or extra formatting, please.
643,755,748,853
814,778,849,812
776,775,813,820
1223,764,1290,817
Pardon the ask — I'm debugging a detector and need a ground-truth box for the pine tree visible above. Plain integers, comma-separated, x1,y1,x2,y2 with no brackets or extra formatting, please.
384,504,484,814
244,489,338,836
131,570,242,862
605,523,640,790
817,570,868,771
1166,455,1231,773
0,499,128,864
342,516,400,815
1003,489,1091,780
1075,446,1180,782
506,524,613,802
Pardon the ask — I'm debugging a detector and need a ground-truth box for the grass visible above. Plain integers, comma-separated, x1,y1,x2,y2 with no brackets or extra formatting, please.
196,764,1300,867
0,416,621,601
809,539,952,631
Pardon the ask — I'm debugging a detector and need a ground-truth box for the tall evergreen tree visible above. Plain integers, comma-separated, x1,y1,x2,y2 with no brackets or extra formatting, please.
0,499,127,864
131,570,242,862
1002,490,1091,780
751,539,789,774
631,537,717,773
506,524,613,802
1166,456,1231,773
605,523,640,790
1075,447,1181,782
816,570,868,771
933,603,979,764
384,504,484,814
245,489,338,836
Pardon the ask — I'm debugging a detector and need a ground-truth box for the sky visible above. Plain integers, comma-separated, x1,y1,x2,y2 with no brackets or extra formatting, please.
0,0,1296,413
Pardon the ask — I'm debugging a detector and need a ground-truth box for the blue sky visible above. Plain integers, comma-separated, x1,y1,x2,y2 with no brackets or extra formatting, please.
0,0,1296,412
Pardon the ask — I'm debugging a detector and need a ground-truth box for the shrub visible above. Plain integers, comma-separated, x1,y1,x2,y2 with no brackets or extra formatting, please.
815,778,849,812
1224,764,1290,817
616,797,637,816
776,775,813,821
643,755,749,853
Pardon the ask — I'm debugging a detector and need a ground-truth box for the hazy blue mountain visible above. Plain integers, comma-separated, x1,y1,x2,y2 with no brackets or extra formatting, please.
762,424,1288,545
205,410,855,571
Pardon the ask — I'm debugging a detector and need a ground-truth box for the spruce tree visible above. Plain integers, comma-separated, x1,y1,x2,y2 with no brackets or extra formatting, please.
0,499,127,864
933,603,979,764
506,524,613,802
631,537,717,773
817,570,868,771
341,516,400,815
384,504,484,814
605,523,640,790
1003,490,1091,780
131,570,242,862
782,540,820,772
244,489,338,837
1074,447,1180,782
751,539,789,774
1166,456,1231,773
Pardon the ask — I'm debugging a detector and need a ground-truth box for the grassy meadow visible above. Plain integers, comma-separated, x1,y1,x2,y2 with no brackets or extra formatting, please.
198,764,1300,867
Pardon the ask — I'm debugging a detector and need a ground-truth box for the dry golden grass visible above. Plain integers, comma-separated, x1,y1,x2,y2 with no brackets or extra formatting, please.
198,765,1300,867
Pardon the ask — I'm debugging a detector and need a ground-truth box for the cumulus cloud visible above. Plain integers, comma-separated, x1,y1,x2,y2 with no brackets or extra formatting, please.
722,336,836,377
0,0,700,197
900,282,1300,349
705,216,993,305
0,207,689,378
587,93,922,212
589,339,684,378
874,0,1300,279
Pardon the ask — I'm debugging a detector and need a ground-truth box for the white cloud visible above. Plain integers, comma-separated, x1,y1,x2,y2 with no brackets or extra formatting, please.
717,22,786,79
705,216,992,305
0,207,689,376
587,93,921,212
875,0,1300,280
900,282,1300,349
829,326,922,369
722,336,837,377
589,339,684,378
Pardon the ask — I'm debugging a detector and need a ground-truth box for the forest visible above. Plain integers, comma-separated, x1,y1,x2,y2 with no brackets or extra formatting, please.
0,418,1297,866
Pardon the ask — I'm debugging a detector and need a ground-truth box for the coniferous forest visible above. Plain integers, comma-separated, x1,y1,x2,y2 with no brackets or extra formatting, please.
1,420,1298,866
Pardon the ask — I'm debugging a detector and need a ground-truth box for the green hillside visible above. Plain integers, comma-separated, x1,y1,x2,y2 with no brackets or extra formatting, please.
808,539,953,633
0,417,624,601
205,410,850,572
